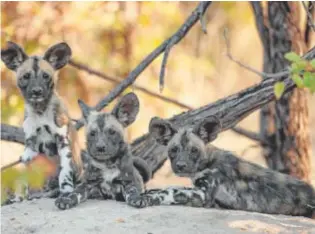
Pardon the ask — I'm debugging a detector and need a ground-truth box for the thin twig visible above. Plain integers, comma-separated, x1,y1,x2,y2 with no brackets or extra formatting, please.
159,41,174,93
231,126,269,145
302,1,315,32
1,159,21,171
223,28,289,79
199,10,208,34
159,2,211,92
240,143,261,157
75,1,212,129
69,60,192,110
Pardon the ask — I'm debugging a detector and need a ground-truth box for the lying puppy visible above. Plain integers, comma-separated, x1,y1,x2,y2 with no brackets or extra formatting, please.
128,116,315,218
55,92,151,210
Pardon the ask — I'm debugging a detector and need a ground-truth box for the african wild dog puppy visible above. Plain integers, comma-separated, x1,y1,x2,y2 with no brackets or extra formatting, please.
1,42,82,202
128,116,315,218
55,92,152,210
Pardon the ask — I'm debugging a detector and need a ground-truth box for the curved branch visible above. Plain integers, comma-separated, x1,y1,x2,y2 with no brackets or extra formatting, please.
75,1,212,129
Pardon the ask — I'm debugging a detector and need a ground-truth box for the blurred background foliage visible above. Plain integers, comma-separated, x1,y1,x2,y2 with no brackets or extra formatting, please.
1,1,314,194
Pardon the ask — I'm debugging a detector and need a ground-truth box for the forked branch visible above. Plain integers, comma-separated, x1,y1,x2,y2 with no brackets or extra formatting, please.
74,1,212,129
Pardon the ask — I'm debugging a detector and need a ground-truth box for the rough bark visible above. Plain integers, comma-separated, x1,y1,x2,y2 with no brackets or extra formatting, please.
251,2,312,182
4,45,315,175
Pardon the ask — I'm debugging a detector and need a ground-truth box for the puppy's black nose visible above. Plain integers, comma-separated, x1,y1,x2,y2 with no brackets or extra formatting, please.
96,146,106,152
31,87,43,96
176,162,187,171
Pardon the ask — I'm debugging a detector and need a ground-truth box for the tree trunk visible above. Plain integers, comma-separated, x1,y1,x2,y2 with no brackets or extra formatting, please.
252,2,312,182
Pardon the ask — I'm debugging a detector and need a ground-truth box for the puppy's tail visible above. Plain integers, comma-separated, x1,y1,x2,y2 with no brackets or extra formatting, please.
133,157,152,183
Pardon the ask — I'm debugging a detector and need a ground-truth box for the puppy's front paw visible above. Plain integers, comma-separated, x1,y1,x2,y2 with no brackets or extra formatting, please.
127,195,151,209
55,193,77,210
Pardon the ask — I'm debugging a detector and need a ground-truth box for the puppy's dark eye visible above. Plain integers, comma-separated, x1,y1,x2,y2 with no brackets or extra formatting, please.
23,73,30,80
191,146,199,154
108,128,115,135
42,72,50,79
170,146,179,154
90,130,96,137
169,146,179,159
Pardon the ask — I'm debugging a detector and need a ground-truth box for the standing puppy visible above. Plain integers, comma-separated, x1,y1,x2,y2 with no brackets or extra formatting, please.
1,42,82,201
55,92,151,210
128,116,315,218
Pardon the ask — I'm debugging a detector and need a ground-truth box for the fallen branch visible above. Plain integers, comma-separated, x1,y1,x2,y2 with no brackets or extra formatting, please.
75,1,212,129
131,46,315,174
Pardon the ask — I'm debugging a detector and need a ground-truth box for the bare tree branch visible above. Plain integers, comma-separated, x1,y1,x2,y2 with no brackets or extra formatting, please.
159,42,174,93
223,28,289,79
1,160,21,171
72,1,211,130
69,60,192,110
231,127,268,145
158,2,211,92
240,143,261,157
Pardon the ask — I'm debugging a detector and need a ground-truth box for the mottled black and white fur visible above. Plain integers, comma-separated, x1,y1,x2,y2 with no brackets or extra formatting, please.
55,92,152,210
128,116,315,218
1,42,82,202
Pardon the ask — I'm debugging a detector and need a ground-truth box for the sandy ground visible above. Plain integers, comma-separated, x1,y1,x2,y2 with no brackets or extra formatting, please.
1,199,315,234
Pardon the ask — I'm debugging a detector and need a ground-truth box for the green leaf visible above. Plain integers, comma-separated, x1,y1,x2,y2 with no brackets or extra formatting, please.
284,52,301,62
292,74,304,88
303,72,312,87
274,82,285,100
310,59,315,69
290,63,303,73
295,60,308,70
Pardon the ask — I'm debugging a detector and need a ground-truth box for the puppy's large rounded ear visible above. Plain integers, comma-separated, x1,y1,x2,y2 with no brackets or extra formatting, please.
149,117,177,146
1,41,28,71
43,42,72,70
78,99,92,122
193,116,221,143
112,92,139,127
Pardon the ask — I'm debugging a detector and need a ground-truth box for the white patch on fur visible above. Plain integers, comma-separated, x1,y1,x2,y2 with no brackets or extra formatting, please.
91,159,121,191
23,96,67,140
21,147,38,162
59,156,73,193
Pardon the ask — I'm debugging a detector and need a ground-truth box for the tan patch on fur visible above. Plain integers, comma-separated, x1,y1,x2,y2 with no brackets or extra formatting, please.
187,131,205,150
17,58,54,77
16,59,33,77
235,180,248,191
38,59,54,75
238,162,265,178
